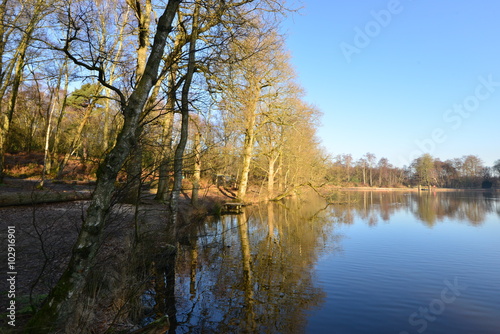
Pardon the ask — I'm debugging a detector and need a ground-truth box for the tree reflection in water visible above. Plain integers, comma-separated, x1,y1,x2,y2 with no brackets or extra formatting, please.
326,191,499,227
173,195,336,333
166,191,498,332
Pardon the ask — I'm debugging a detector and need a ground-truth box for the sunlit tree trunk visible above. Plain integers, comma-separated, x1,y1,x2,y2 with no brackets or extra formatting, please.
40,96,57,187
237,72,261,201
237,103,258,200
267,153,279,199
155,26,186,201
191,131,201,205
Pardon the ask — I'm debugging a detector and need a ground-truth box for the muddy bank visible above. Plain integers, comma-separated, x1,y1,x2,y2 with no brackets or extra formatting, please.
0,198,180,332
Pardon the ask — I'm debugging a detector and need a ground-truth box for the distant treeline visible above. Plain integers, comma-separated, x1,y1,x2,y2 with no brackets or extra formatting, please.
327,153,500,188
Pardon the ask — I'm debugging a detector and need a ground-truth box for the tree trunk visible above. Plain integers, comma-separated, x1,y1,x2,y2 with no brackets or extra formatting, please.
267,153,279,200
50,59,70,171
39,97,56,188
122,0,152,202
155,63,177,201
123,142,143,204
154,24,189,202
27,2,180,331
170,2,200,224
237,122,256,201
237,84,259,201
56,101,95,179
191,132,201,206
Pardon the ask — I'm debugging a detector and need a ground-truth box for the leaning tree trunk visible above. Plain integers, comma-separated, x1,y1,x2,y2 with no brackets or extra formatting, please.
27,2,181,331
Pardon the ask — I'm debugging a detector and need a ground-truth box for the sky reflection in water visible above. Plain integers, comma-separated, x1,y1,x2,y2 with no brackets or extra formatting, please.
171,191,500,334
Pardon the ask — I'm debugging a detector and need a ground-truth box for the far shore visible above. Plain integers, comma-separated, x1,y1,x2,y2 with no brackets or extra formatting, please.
332,186,498,192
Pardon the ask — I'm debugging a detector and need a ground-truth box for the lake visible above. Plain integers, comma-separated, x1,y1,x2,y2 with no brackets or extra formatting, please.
163,191,500,333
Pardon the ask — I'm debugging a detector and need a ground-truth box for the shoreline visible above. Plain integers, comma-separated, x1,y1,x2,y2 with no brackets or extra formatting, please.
329,186,499,192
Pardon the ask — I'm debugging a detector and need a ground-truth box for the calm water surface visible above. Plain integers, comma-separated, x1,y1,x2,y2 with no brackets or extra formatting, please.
168,191,500,333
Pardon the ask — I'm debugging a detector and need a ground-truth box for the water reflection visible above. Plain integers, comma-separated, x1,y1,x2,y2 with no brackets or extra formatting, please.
327,191,499,226
165,191,499,332
173,197,337,333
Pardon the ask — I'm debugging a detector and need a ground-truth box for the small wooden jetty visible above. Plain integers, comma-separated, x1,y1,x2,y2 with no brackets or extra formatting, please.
221,202,245,214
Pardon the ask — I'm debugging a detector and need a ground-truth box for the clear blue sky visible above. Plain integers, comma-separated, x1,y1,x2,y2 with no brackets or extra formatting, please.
282,0,500,168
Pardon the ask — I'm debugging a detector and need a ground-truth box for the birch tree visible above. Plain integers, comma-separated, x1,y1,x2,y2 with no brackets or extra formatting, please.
219,24,288,201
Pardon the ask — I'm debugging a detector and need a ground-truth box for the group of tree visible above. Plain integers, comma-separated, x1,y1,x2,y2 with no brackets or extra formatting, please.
0,0,332,331
0,0,327,204
326,153,500,189
410,153,499,188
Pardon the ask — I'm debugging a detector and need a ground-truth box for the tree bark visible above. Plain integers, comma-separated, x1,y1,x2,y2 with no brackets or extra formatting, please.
123,142,143,204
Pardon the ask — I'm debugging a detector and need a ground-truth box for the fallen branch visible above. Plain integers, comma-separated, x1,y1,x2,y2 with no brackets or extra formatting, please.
217,186,237,199
0,190,92,207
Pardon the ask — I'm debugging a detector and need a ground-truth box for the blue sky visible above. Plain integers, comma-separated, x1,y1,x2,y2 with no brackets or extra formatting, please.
282,0,500,168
